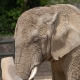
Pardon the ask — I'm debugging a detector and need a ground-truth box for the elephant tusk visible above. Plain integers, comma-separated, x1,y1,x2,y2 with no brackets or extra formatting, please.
28,66,38,80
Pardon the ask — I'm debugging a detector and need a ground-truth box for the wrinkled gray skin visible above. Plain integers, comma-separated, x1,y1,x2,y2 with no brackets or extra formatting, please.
3,4,80,80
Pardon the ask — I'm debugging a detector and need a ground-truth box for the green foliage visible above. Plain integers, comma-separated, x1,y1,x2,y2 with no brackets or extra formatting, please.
40,0,50,6
0,0,80,35
0,0,22,35
7,8,21,28
0,8,21,34
17,0,24,5
46,0,70,5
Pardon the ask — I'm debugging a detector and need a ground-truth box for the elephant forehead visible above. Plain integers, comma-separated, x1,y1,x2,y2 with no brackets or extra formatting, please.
38,24,49,36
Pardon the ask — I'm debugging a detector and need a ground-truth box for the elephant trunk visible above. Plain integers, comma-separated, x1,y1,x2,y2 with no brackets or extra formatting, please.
1,57,39,80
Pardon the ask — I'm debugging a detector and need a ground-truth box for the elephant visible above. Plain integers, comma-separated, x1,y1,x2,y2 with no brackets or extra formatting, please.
1,4,80,80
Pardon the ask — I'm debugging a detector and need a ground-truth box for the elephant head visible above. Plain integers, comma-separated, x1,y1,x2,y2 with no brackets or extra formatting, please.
1,9,59,80
1,4,80,80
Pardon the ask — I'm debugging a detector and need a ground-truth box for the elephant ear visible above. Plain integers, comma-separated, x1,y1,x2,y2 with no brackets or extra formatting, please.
49,11,60,25
35,12,60,60
47,11,60,37
50,13,80,60
46,11,60,59
51,25,80,60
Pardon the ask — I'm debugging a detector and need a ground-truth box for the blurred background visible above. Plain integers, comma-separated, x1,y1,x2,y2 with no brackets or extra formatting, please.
0,0,80,36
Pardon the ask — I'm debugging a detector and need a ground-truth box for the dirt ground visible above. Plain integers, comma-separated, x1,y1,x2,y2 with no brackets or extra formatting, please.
34,61,52,80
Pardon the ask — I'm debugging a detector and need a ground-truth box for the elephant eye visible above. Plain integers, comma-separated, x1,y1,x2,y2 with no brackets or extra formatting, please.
33,37,40,42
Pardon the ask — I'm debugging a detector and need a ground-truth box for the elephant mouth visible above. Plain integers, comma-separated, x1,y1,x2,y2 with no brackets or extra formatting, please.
28,49,44,80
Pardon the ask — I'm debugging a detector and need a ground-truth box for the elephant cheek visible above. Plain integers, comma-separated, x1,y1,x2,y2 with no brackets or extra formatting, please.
31,49,43,69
